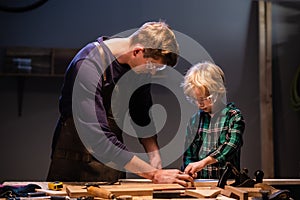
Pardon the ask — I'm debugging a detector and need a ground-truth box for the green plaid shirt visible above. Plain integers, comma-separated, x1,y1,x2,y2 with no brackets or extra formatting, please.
183,102,245,179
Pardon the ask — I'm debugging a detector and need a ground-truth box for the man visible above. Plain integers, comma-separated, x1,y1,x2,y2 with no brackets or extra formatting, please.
47,21,193,186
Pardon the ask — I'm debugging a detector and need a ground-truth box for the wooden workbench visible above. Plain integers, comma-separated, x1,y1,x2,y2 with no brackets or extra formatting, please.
2,179,300,200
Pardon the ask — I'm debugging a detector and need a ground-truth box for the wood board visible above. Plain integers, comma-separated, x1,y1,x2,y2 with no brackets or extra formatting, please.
184,188,221,198
35,188,67,196
66,184,186,198
224,186,263,200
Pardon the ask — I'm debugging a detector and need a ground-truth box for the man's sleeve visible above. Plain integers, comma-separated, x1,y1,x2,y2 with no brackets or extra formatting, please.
72,58,134,168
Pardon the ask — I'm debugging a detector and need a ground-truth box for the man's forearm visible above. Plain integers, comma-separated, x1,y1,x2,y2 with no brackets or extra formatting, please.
124,155,157,180
139,135,159,152
139,136,162,169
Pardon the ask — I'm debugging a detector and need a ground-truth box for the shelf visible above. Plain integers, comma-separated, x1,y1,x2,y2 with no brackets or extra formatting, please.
0,46,79,116
1,46,79,77
0,72,64,77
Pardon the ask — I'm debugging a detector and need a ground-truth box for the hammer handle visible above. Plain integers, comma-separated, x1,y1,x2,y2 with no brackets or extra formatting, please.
87,186,115,199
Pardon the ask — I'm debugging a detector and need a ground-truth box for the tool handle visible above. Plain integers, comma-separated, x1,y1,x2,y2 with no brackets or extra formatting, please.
87,186,115,199
217,162,232,188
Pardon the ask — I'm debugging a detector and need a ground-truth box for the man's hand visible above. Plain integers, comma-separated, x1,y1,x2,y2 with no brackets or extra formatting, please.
152,169,194,187
125,156,193,187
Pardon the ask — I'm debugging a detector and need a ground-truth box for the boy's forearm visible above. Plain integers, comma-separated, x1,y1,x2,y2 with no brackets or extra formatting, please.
204,156,218,165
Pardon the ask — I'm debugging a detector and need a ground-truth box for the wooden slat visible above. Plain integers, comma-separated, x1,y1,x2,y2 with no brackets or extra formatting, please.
66,183,186,198
224,186,248,200
6,47,51,56
258,0,274,178
184,188,221,198
263,179,300,185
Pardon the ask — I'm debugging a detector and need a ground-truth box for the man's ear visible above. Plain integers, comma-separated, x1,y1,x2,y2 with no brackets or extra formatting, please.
132,45,144,56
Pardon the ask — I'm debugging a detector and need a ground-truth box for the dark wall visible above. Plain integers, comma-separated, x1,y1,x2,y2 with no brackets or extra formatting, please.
0,0,295,182
272,2,300,178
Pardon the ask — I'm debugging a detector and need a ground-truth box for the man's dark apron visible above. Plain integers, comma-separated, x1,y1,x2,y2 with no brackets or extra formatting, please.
47,114,126,182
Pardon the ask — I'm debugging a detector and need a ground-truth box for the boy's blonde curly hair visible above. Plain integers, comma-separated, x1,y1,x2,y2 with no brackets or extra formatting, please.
182,62,226,102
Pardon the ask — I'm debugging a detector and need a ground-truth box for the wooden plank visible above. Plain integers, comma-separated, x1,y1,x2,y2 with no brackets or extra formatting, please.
258,0,274,178
223,186,263,199
215,195,237,200
189,179,219,187
103,187,153,197
106,184,186,197
66,183,186,198
119,179,152,183
235,187,262,198
35,188,68,196
262,179,300,185
6,47,51,56
184,188,221,198
224,186,248,200
66,185,87,197
153,197,235,200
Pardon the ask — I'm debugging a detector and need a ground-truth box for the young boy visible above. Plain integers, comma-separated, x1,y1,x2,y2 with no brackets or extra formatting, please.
181,62,245,179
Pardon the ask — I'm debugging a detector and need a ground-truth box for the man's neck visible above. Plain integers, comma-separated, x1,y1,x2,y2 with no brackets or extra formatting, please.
104,38,131,63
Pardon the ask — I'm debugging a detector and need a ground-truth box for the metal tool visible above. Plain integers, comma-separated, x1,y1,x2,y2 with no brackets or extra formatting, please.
217,162,262,188
252,189,292,200
217,162,293,200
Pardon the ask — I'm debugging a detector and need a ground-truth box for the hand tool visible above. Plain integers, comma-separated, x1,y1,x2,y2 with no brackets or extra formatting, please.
116,195,132,200
253,184,292,200
217,162,261,188
27,192,47,197
217,162,292,200
84,184,115,199
48,182,63,191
